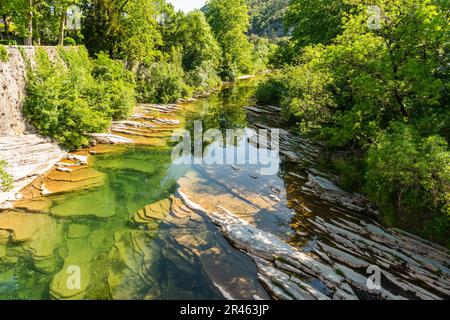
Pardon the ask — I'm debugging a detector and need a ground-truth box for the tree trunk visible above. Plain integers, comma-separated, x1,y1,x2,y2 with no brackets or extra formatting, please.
26,0,33,45
34,18,40,45
58,10,66,46
2,15,9,39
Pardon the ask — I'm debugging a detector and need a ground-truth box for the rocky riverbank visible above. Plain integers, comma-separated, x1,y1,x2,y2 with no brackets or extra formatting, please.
173,103,450,300
0,134,66,207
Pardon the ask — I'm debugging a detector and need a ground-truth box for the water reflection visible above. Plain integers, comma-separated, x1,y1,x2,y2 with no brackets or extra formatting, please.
0,79,270,300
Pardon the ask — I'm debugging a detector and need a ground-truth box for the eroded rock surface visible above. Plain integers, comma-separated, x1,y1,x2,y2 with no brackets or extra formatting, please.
91,104,183,147
176,166,450,300
0,134,66,206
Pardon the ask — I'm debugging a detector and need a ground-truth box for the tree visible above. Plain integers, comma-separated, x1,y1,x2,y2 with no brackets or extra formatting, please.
247,0,290,38
281,0,449,146
365,123,450,242
26,0,33,44
81,0,163,64
269,0,450,243
285,0,350,48
0,0,16,39
52,0,80,45
177,10,221,73
205,0,254,79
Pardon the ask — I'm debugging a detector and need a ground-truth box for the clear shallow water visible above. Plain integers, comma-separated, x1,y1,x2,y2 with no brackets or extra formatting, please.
0,78,272,300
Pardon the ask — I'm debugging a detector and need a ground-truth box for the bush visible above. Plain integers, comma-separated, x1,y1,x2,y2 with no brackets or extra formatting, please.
136,59,191,104
255,73,286,106
0,45,8,62
331,155,364,193
250,36,277,72
0,40,17,45
63,37,77,46
185,60,222,92
91,52,135,120
365,123,450,244
24,47,135,149
0,160,13,192
219,56,239,81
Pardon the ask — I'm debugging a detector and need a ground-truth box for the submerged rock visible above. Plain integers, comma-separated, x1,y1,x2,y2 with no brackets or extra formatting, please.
0,211,62,273
50,239,94,300
133,199,171,227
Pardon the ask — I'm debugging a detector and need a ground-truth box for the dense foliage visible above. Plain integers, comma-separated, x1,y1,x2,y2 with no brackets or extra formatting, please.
81,0,163,64
2,0,275,92
0,44,8,61
285,0,350,49
247,0,289,38
205,0,254,80
261,0,450,244
0,160,13,192
24,47,135,149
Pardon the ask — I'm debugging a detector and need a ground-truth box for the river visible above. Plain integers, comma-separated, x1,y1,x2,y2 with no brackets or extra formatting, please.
0,77,448,300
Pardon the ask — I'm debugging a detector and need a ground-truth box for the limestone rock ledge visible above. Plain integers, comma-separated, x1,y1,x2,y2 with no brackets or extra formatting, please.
177,187,450,300
0,134,66,206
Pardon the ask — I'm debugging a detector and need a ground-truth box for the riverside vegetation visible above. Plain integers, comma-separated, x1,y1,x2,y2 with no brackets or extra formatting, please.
256,0,450,246
1,0,275,150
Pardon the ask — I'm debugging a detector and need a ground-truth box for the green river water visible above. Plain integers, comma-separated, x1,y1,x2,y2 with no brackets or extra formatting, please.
0,78,276,300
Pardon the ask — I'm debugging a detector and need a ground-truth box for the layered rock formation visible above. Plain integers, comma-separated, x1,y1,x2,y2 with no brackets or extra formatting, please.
90,104,182,146
0,134,66,206
173,103,450,300
0,47,66,207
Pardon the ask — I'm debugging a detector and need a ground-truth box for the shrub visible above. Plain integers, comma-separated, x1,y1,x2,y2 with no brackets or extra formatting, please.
365,123,450,244
332,155,364,193
136,59,191,104
0,160,13,192
24,47,135,149
219,56,239,81
185,60,222,92
255,73,286,106
0,40,17,45
91,52,135,120
63,37,77,46
0,45,9,62
250,36,277,72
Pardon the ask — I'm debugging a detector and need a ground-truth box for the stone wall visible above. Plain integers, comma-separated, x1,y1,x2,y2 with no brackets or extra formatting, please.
0,46,60,136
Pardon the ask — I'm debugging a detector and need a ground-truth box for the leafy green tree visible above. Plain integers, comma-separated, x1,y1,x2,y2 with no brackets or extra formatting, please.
53,0,80,45
285,0,350,48
136,48,191,103
0,0,31,43
205,0,254,79
267,0,449,243
175,10,222,91
177,10,221,73
250,35,277,71
281,0,449,146
81,0,163,64
247,0,289,38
